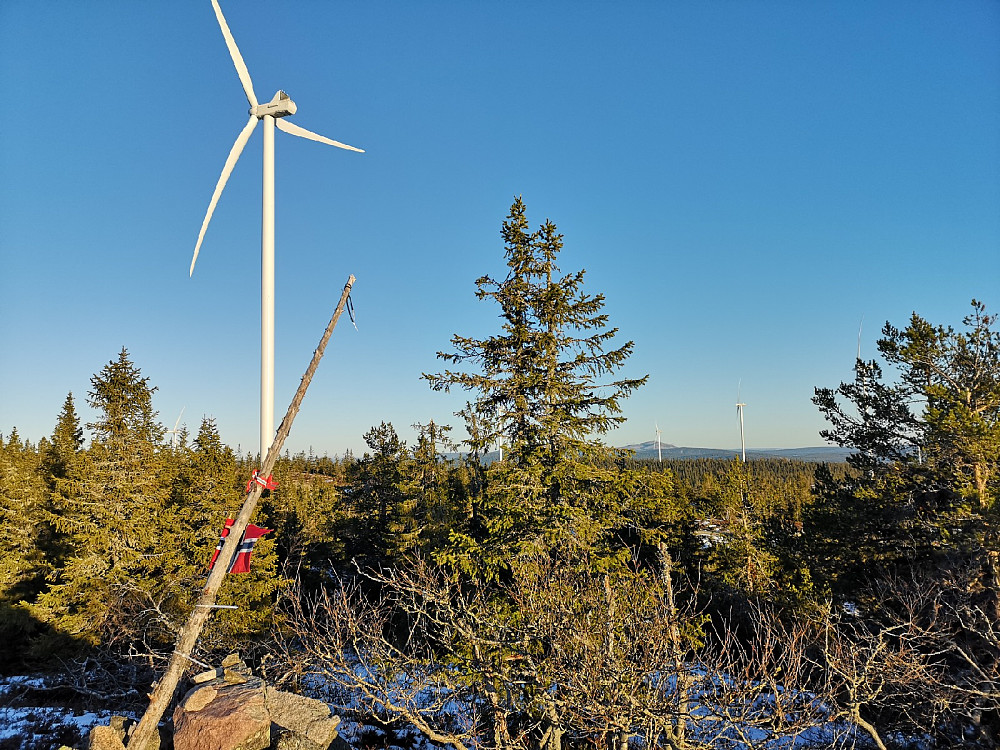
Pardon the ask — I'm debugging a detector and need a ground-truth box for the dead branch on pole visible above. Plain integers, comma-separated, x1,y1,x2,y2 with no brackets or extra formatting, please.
127,274,356,749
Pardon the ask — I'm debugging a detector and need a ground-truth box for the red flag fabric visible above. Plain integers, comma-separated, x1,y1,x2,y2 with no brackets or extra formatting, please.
207,518,233,570
246,470,278,494
208,518,273,574
229,522,272,573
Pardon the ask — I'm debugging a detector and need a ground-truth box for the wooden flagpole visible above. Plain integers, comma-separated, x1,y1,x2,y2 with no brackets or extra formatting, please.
128,275,356,749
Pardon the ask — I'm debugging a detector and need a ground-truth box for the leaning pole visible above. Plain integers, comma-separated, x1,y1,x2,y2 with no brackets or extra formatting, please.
128,275,356,749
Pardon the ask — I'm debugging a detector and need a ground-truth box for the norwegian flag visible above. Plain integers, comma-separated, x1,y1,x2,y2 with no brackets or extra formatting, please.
208,518,273,574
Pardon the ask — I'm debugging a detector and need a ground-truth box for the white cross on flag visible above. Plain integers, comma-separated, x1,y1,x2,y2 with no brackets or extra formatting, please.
208,518,272,574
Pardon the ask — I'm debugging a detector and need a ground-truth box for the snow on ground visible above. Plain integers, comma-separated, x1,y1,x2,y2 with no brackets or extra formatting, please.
295,657,889,750
0,665,929,750
0,706,118,747
0,675,131,750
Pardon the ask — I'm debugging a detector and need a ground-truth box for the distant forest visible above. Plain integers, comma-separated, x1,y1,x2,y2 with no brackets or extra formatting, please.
1,201,997,748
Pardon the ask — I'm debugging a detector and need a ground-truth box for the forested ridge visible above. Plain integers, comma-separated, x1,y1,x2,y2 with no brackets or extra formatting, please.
2,201,998,748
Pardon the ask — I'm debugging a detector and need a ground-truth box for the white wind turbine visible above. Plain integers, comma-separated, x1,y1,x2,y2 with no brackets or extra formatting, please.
654,422,662,463
166,407,186,450
736,382,747,463
189,0,364,458
857,315,864,365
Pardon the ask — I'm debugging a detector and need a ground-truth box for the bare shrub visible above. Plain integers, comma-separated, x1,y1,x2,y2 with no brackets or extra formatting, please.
275,548,857,750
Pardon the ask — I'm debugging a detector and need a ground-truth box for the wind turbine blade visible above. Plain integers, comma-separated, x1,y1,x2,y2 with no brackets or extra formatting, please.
173,406,186,432
210,0,258,108
190,115,258,276
275,118,365,152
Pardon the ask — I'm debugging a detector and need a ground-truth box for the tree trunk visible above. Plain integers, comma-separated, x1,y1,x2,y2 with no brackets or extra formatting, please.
852,707,888,750
974,461,991,509
540,700,563,750
660,545,689,750
486,690,512,750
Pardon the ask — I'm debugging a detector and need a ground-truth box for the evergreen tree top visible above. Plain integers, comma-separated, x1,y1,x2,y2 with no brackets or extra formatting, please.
815,299,1000,508
425,198,646,467
87,347,163,445
44,391,83,478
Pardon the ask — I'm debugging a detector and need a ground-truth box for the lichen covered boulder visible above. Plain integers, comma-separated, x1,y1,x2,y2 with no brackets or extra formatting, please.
172,676,270,750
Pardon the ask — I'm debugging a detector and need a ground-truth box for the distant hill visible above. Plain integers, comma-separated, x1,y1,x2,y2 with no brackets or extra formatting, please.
619,441,852,463
461,443,852,464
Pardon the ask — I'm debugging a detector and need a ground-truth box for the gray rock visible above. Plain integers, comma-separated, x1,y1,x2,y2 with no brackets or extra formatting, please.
86,725,127,750
173,677,270,750
273,729,325,750
265,687,341,749
192,667,224,684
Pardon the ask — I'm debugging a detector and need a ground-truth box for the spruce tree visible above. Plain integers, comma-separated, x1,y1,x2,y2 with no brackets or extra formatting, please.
0,434,53,671
166,417,279,648
701,459,778,596
346,422,407,565
398,420,459,557
425,199,678,578
427,198,646,468
270,454,346,585
33,348,171,651
0,432,48,602
42,392,83,480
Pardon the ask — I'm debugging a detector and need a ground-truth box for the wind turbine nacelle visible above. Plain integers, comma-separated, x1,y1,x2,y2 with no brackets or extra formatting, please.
252,91,297,119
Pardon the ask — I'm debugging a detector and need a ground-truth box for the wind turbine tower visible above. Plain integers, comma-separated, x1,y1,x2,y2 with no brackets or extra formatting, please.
655,422,662,463
736,398,747,463
857,315,864,364
189,0,364,458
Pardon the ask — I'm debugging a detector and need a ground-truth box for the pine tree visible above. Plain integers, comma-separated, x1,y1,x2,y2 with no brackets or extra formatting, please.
815,300,1000,509
880,300,1000,508
810,300,1000,595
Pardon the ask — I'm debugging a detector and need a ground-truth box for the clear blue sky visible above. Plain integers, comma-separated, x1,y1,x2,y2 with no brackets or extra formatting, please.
2,1,998,457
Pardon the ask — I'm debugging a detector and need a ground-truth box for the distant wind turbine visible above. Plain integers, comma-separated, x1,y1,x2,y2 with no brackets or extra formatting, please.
166,407,186,450
655,422,662,463
189,0,364,457
857,315,864,363
736,382,747,463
